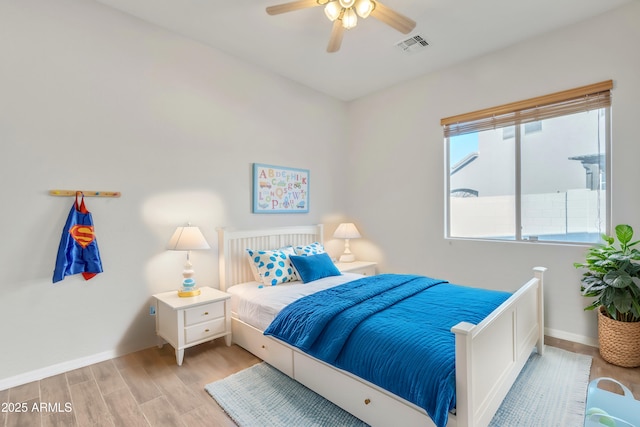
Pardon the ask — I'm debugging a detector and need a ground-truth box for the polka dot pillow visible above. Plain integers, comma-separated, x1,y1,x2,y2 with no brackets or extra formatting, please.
293,242,325,256
245,251,263,282
246,248,298,287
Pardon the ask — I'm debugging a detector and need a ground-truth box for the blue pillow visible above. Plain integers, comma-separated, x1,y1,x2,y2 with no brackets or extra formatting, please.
289,253,341,283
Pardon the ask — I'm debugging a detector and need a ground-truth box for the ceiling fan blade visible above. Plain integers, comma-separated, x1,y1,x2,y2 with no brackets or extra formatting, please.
370,1,416,34
266,0,321,15
327,19,344,53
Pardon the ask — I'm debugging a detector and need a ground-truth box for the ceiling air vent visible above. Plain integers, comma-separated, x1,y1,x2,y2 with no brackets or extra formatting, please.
396,35,429,54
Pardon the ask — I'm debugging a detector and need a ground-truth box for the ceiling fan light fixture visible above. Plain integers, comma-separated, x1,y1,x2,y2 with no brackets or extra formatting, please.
355,0,374,18
324,1,341,21
338,0,356,8
341,7,357,29
265,0,415,53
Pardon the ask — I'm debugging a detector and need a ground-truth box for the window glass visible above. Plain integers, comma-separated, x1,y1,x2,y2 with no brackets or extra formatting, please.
449,130,516,240
520,110,607,242
446,100,609,244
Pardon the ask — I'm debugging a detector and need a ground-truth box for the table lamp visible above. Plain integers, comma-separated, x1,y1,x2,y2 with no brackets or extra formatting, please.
167,224,210,297
333,222,361,263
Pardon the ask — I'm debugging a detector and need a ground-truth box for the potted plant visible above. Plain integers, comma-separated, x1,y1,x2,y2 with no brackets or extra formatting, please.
574,224,640,367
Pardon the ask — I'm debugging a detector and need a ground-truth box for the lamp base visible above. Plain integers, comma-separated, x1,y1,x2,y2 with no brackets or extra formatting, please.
339,253,356,263
178,288,201,297
178,276,199,297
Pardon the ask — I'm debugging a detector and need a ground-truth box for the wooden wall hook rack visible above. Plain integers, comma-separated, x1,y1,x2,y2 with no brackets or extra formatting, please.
49,190,121,198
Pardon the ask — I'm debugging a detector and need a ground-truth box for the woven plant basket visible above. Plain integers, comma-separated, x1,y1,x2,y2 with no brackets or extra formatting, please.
597,306,640,368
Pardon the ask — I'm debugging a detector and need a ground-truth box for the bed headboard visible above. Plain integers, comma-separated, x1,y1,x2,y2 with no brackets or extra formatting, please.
217,224,324,291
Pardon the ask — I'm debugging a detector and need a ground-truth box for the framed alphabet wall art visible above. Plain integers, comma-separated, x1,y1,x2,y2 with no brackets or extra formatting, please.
252,163,309,213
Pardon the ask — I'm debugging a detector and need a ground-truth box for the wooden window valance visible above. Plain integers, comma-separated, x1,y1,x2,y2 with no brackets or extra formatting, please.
441,80,613,138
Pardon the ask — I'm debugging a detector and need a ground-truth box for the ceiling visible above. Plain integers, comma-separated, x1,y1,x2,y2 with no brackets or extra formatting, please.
94,0,632,101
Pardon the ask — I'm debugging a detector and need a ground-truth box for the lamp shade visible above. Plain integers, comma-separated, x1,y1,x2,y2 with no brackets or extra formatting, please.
324,1,341,21
355,0,374,18
167,226,210,251
341,8,358,29
333,223,361,239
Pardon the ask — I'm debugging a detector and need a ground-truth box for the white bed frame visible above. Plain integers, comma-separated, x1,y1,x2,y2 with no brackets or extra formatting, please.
218,225,546,427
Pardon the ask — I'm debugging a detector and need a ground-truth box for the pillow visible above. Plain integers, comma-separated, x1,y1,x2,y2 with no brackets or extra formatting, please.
245,251,262,282
245,246,295,283
246,248,298,287
289,253,341,284
293,242,325,256
278,246,298,280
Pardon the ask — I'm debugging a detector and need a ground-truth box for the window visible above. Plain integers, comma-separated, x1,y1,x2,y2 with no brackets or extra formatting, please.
442,81,612,244
524,121,542,134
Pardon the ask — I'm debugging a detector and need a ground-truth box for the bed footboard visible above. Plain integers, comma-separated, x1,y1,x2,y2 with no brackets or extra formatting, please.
452,267,546,427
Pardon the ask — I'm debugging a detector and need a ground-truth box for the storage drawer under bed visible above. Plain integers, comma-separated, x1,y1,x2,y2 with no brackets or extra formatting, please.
231,317,294,377
293,351,429,427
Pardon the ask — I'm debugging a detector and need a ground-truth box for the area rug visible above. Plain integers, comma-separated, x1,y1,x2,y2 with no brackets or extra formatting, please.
205,346,591,427
205,362,367,427
488,346,592,427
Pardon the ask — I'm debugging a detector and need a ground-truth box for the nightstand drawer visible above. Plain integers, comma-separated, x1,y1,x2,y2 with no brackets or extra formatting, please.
185,318,226,344
185,302,224,326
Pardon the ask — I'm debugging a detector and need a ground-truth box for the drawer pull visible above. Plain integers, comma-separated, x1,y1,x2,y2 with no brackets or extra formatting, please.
204,312,209,315
204,329,210,333
364,398,371,405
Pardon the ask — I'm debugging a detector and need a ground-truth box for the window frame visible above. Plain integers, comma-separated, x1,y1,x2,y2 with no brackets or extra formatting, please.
442,81,612,245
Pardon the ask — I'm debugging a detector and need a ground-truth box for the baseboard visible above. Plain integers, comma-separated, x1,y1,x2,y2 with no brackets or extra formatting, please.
0,344,149,391
545,327,599,348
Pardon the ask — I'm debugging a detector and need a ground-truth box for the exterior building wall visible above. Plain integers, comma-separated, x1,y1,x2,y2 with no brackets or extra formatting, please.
450,189,605,239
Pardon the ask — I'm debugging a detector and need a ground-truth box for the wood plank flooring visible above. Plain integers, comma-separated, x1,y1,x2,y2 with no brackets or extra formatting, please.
1,336,638,426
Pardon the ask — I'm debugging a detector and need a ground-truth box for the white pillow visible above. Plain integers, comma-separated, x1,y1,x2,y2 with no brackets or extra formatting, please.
293,242,325,256
246,248,298,287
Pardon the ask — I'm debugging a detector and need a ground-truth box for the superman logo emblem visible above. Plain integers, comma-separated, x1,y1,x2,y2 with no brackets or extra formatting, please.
69,225,95,248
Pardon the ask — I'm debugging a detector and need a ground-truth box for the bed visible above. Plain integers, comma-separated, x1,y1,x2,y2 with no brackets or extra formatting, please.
217,224,545,427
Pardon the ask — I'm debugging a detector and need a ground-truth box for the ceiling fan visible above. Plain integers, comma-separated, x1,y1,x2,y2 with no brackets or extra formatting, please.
266,0,416,53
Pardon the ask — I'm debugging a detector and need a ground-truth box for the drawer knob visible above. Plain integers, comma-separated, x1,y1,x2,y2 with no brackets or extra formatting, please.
364,398,371,405
261,345,266,349
204,312,209,315
204,329,210,332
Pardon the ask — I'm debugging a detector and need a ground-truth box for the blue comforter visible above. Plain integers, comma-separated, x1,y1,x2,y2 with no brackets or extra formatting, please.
264,274,511,427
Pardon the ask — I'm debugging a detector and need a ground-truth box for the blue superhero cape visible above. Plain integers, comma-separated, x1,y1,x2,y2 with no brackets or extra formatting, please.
53,194,103,283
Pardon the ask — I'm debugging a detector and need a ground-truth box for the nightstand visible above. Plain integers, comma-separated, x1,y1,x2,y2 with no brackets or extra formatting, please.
335,260,377,276
153,287,231,366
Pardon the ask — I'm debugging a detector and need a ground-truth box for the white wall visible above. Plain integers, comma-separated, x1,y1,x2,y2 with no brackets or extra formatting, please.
347,1,640,345
0,0,348,385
